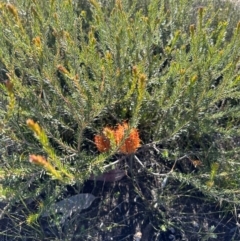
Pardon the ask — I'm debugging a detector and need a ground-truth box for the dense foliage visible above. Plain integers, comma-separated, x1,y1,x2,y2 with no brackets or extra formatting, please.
1,0,240,239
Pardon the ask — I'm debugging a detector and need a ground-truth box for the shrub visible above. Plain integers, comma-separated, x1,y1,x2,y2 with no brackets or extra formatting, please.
1,0,240,239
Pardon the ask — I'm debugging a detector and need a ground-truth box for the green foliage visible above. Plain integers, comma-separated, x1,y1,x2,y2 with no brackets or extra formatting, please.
1,0,240,239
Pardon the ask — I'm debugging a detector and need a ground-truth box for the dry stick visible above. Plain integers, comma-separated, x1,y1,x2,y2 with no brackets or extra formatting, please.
134,154,188,188
103,156,126,169
134,154,187,176
0,203,10,220
102,146,188,177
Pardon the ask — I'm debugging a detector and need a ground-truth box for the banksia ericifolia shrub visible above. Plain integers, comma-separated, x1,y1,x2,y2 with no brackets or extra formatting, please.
1,0,240,239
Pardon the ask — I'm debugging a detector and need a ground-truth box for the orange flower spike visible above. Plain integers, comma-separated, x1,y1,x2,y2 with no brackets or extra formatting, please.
103,127,115,140
29,154,48,166
94,122,140,154
26,119,41,136
94,134,110,153
114,123,126,146
115,122,140,154
124,128,141,154
6,3,18,21
29,155,62,180
103,127,117,149
114,123,126,153
57,65,69,75
32,36,41,47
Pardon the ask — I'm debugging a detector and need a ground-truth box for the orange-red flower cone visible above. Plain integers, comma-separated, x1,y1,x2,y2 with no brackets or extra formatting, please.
94,122,140,154
94,134,111,153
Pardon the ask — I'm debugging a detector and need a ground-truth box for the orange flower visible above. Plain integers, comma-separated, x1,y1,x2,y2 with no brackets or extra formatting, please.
26,119,41,136
57,65,69,75
29,154,62,180
102,127,116,143
32,36,41,47
115,123,140,154
29,154,48,166
94,122,140,154
6,3,18,20
94,134,111,152
114,123,126,146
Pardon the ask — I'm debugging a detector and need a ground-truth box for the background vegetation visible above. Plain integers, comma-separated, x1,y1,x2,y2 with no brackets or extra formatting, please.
1,0,240,240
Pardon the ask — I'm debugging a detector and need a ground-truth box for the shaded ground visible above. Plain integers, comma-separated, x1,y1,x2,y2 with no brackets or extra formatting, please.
0,147,240,241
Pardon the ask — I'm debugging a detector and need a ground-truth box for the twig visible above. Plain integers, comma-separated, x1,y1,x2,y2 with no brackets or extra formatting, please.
134,154,188,177
103,156,126,169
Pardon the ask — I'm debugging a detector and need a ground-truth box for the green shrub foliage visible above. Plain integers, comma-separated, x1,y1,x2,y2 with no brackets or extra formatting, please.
1,0,240,235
